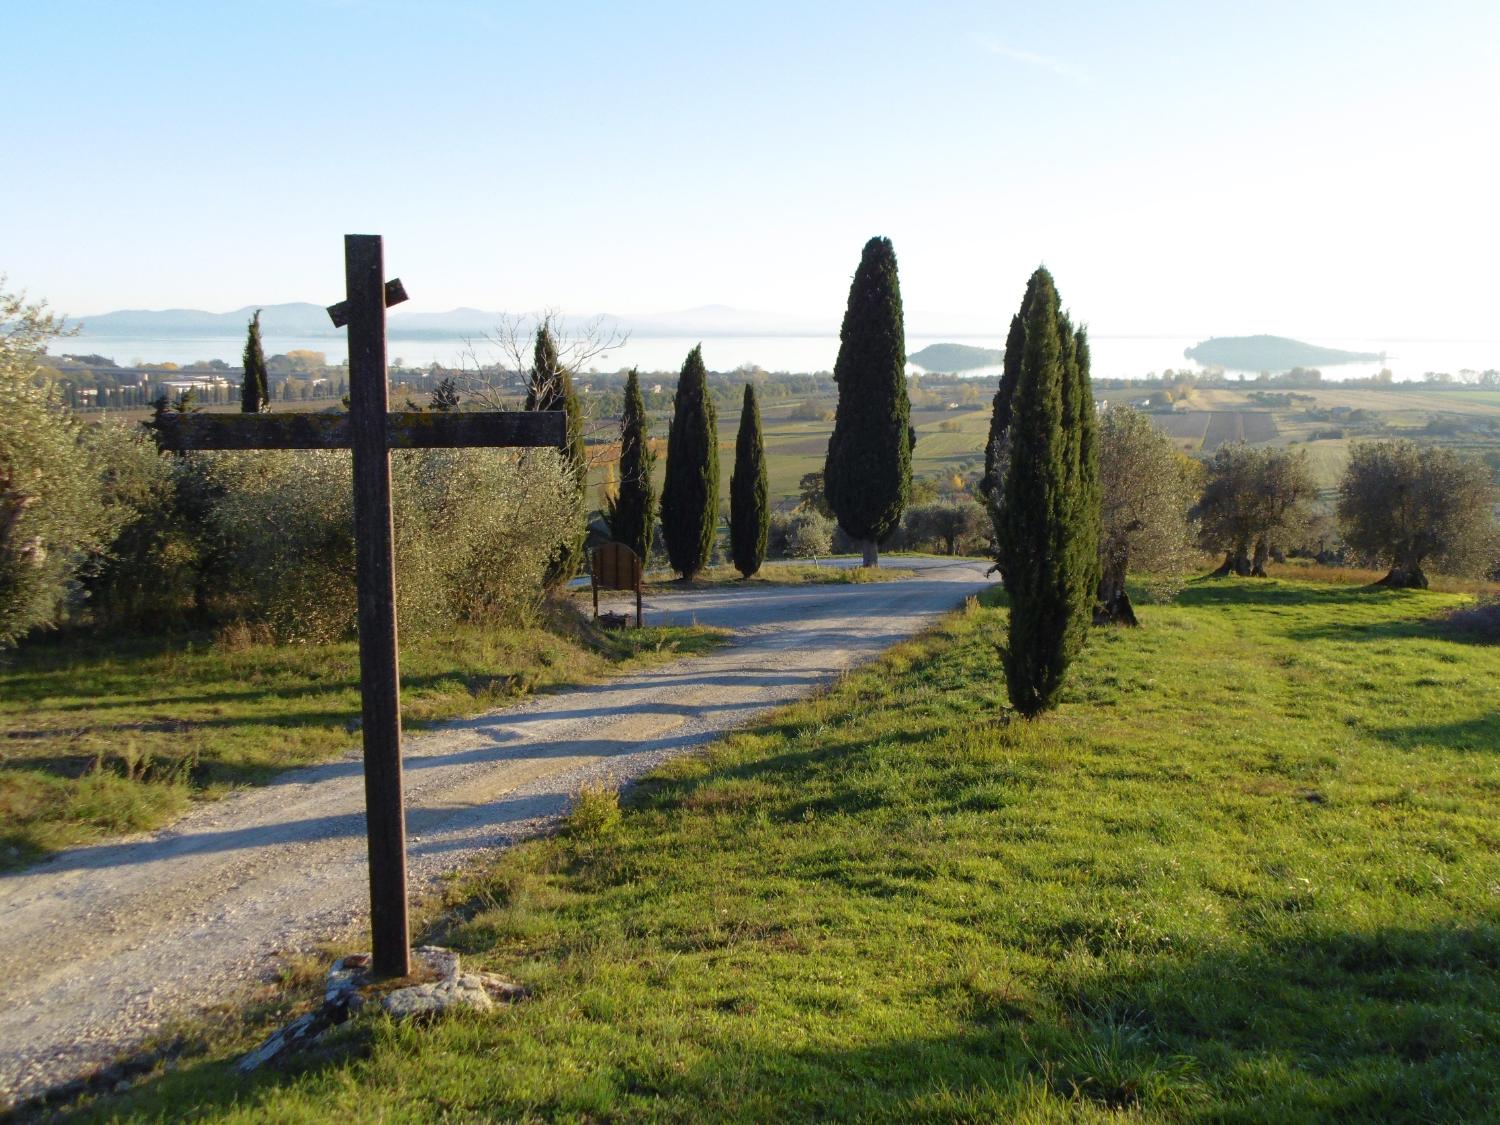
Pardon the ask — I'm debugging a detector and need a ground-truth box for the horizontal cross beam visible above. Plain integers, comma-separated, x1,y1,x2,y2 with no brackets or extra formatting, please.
153,409,565,452
327,278,409,329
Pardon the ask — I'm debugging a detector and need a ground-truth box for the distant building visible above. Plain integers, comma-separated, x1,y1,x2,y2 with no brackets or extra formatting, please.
160,375,231,393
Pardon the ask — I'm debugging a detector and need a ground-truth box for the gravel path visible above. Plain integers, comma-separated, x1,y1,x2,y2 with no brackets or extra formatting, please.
0,558,991,1107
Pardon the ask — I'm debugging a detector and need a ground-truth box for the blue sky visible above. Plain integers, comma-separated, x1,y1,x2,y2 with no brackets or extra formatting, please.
7,0,1498,337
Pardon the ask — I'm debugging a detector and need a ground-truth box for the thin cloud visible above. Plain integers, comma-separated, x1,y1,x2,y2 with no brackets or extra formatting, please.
978,37,1089,82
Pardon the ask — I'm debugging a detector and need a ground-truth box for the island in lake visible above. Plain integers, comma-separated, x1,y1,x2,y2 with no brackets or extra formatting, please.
908,342,1004,372
1184,334,1384,371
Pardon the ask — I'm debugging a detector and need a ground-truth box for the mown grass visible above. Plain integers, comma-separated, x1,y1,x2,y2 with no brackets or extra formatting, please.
75,577,1500,1121
0,612,723,870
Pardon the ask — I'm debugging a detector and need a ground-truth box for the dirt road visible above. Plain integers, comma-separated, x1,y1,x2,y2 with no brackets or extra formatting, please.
0,559,991,1106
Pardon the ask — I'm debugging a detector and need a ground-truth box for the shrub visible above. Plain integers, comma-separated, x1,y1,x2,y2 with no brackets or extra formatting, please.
769,510,834,560
207,447,575,641
567,782,621,839
0,286,120,643
80,421,198,629
902,500,990,556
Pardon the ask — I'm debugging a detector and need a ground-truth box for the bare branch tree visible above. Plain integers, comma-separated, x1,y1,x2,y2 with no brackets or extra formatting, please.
452,309,628,473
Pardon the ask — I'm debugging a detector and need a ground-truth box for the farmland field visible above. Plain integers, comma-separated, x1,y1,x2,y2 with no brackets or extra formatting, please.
1149,411,1211,448
1145,410,1278,451
583,383,1500,504
1202,410,1277,448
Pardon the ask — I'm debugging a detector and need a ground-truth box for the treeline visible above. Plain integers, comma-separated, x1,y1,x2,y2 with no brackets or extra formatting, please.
49,349,350,411
0,287,575,646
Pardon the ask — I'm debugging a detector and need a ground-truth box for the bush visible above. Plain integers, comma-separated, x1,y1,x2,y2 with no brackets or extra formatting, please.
768,510,834,560
207,447,575,641
80,421,199,629
0,287,122,644
902,500,990,555
567,782,621,839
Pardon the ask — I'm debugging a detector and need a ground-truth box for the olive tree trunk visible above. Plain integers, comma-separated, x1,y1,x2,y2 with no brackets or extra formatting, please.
1209,547,1252,577
1094,556,1138,626
1378,562,1429,588
1249,537,1270,578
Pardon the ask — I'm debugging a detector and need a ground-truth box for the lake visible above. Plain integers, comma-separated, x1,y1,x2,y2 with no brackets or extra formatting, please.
49,331,1500,383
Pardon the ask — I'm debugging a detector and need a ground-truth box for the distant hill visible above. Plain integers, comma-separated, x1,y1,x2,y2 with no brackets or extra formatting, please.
908,342,1004,372
1184,335,1383,371
74,303,835,340
77,302,343,337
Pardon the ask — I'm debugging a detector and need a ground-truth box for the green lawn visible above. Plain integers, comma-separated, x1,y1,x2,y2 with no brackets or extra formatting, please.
0,614,723,870
78,578,1499,1121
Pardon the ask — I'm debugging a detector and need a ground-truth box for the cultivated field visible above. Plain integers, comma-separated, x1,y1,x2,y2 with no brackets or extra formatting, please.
1138,385,1500,492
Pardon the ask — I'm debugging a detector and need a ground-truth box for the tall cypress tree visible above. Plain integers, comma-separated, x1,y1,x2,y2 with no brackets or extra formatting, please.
240,309,269,412
660,345,719,580
824,236,911,566
610,367,656,563
981,272,1041,497
998,267,1100,717
526,322,588,585
1065,325,1102,648
730,383,768,578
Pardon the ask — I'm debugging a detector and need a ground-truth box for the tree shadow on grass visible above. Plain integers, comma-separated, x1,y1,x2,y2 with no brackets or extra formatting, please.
1286,614,1494,647
63,921,1500,1122
1370,713,1500,753
1176,578,1401,611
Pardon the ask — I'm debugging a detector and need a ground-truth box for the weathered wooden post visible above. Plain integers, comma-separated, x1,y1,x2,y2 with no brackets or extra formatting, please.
342,235,409,977
155,235,565,978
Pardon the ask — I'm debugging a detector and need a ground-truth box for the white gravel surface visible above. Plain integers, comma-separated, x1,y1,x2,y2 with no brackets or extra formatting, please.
0,558,991,1107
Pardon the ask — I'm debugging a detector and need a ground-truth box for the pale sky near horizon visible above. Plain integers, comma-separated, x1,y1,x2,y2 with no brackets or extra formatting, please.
7,1,1498,338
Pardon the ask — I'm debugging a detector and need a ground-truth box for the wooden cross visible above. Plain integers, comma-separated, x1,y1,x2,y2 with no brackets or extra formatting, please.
155,235,564,977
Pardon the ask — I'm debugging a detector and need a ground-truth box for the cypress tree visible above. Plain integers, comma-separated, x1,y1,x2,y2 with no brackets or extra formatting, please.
660,345,719,580
824,236,911,566
610,367,656,563
981,272,1041,497
240,309,269,412
998,267,1100,717
730,383,769,578
526,322,588,585
1061,323,1102,650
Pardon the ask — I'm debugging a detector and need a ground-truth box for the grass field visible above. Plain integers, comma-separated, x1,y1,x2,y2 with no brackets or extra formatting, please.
0,615,723,871
76,577,1500,1122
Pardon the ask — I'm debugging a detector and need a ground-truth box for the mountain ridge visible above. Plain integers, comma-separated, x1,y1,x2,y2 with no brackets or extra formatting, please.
72,303,838,339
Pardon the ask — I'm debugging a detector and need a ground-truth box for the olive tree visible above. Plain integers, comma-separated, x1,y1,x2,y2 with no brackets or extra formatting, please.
1095,405,1197,624
208,447,576,641
0,283,118,643
902,499,989,556
1337,440,1497,588
1194,443,1315,577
